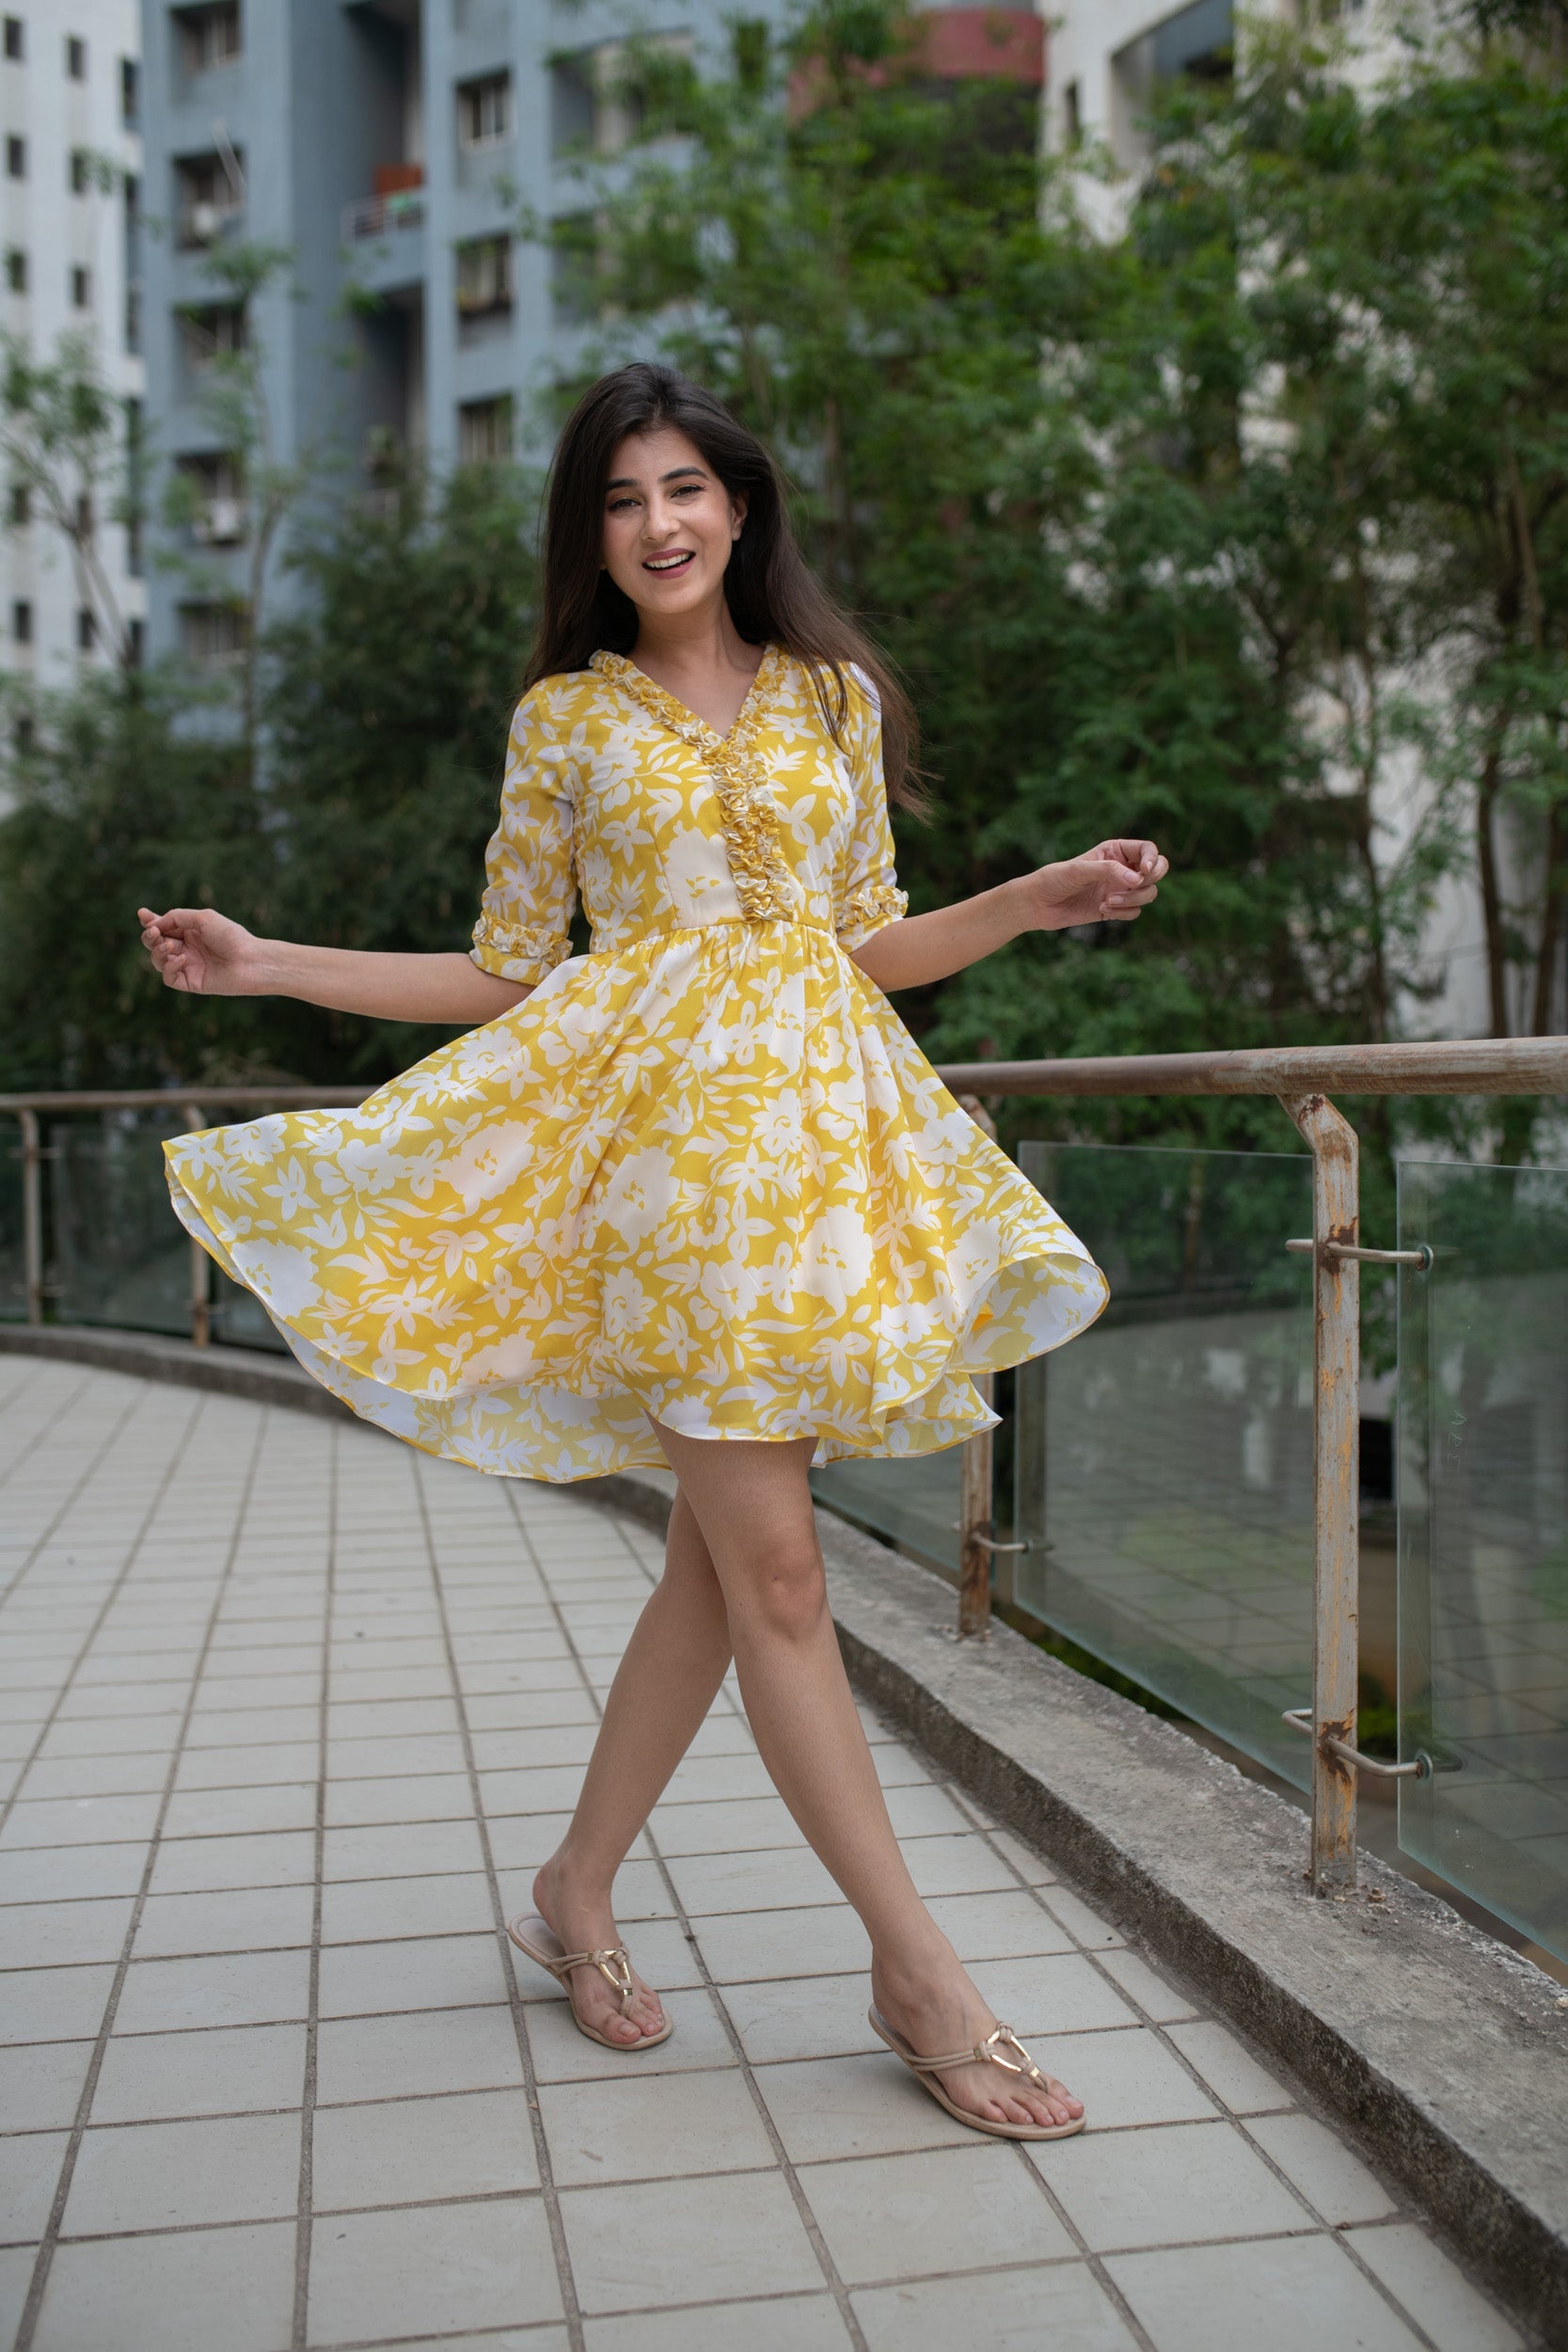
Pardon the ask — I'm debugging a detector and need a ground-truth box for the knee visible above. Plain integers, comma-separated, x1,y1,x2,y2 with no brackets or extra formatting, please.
747,1541,829,1645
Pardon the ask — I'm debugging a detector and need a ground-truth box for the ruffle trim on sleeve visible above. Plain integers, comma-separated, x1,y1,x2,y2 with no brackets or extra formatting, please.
469,914,574,985
837,881,909,951
593,645,800,924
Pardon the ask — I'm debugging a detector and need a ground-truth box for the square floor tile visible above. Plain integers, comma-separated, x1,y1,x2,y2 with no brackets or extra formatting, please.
757,2053,976,2164
315,2004,525,2104
321,1817,485,1882
0,2129,67,2240
562,2168,823,2314
662,1752,776,1804
133,1883,315,1960
148,1830,316,1897
162,1784,318,1839
325,1731,468,1781
1095,1947,1201,2024
986,1829,1056,1885
666,1847,841,1916
306,2193,561,2344
527,1985,737,2081
0,1891,133,1966
323,1772,471,1827
319,1869,493,1945
318,1931,512,2019
648,1796,799,1856
173,1740,321,1792
1246,2111,1396,2226
0,2040,93,2130
1106,2233,1427,2352
722,1972,881,2068
967,1953,1138,2037
115,1947,311,2035
539,2062,772,2185
0,1963,114,2045
32,2217,295,2352
924,1889,1075,1962
693,1904,871,1985
62,2110,301,2233
310,2087,537,2209
853,2261,1137,2352
0,1843,148,1905
0,1792,163,1851
1164,2020,1295,2115
1037,1886,1127,1949
1037,2118,1311,2250
1344,2223,1523,2352
1037,2027,1217,2130
90,2023,306,2123
804,2141,1071,2283
584,2296,850,2351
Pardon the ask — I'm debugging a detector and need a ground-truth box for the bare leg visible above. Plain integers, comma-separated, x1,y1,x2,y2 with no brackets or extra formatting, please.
652,1424,1081,2132
532,1488,732,2043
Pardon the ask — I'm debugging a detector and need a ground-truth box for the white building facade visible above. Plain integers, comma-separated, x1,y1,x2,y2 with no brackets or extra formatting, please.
0,0,145,689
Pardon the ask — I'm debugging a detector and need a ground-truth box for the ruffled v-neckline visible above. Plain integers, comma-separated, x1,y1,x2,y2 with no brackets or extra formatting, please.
591,643,784,752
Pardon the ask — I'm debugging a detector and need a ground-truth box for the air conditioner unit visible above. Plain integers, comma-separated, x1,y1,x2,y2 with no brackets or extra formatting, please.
188,199,223,244
195,497,245,544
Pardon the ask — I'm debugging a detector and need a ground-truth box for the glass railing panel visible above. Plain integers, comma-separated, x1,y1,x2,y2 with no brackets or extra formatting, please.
1014,1141,1315,1787
1397,1158,1568,1965
810,1448,961,1579
0,1116,25,1322
49,1112,193,1335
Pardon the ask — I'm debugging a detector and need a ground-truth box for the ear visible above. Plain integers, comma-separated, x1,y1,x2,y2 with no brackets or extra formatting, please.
730,491,748,541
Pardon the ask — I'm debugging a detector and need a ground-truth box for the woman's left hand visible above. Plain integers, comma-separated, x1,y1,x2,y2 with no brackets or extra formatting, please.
1027,839,1168,931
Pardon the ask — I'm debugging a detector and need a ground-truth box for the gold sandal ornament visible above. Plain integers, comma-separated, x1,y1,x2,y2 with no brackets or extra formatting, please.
508,1915,673,2051
869,2006,1085,2140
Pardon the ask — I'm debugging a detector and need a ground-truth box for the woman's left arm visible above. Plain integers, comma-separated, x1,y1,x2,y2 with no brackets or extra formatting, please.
849,838,1168,994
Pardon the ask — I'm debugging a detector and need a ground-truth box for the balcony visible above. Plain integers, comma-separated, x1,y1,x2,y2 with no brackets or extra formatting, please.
342,162,426,246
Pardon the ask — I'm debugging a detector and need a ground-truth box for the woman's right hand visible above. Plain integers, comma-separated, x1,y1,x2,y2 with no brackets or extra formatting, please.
137,906,265,996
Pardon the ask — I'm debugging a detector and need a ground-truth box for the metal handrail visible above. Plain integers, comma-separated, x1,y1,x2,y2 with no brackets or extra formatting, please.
7,1033,1567,1895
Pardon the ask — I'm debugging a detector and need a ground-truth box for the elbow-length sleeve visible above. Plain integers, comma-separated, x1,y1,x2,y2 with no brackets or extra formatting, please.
469,691,578,985
834,667,909,952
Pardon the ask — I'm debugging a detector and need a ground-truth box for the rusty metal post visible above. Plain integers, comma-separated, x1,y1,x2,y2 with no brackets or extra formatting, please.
182,1104,211,1348
958,1384,995,1637
19,1109,43,1326
1278,1090,1360,1894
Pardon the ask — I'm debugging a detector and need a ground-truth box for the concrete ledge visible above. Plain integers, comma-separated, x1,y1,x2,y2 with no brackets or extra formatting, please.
8,1324,1563,2342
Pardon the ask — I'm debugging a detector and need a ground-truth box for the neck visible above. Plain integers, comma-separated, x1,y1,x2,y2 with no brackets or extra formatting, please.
631,595,753,678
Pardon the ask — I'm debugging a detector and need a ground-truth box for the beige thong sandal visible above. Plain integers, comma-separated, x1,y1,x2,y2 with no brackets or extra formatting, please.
869,2005,1086,2141
507,1915,673,2052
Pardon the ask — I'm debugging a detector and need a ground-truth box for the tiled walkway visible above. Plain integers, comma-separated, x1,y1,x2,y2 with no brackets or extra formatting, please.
0,1360,1526,2352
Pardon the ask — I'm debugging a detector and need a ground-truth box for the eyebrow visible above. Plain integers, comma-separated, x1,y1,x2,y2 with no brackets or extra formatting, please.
605,464,709,491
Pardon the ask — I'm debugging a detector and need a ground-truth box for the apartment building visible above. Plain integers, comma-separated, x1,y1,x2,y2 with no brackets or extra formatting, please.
0,2,145,689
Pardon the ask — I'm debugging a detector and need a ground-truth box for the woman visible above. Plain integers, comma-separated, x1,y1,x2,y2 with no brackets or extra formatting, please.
139,362,1165,2141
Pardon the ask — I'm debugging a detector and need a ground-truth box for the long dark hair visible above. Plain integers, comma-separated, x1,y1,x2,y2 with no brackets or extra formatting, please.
523,363,925,811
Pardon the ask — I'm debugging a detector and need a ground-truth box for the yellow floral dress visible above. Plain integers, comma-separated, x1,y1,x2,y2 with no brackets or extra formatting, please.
164,645,1107,1482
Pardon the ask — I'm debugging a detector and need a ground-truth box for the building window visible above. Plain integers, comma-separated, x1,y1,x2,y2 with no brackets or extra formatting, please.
6,247,25,293
128,616,145,667
180,600,247,666
1063,79,1081,150
175,151,245,246
66,35,87,80
8,484,28,525
6,135,24,178
176,301,245,377
71,264,90,309
455,235,513,318
459,395,514,464
76,607,96,651
550,36,692,162
71,148,89,195
178,451,246,543
176,3,243,75
458,72,511,150
3,19,21,62
12,599,31,644
120,56,137,123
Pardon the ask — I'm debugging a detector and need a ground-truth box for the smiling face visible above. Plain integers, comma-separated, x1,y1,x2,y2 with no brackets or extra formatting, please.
600,425,746,627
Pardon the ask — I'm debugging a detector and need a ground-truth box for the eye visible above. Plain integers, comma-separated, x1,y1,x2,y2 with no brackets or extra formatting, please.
607,495,639,513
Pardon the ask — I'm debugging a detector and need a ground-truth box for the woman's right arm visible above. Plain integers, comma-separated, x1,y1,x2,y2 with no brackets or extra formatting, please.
136,907,532,1023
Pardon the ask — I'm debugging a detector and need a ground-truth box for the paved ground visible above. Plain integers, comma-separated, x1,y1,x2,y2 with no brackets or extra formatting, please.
0,1359,1528,2352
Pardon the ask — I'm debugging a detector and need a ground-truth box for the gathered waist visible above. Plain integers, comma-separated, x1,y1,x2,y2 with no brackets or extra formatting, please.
588,914,838,958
